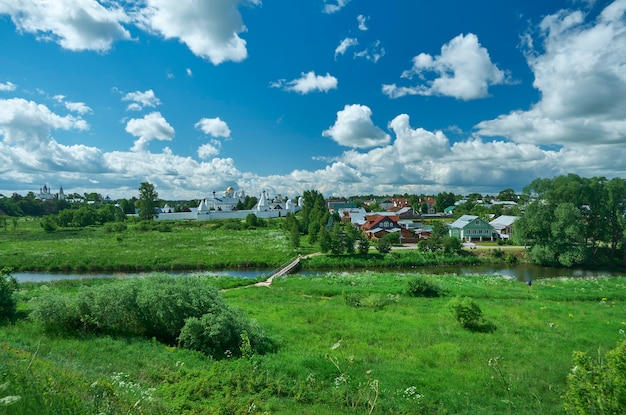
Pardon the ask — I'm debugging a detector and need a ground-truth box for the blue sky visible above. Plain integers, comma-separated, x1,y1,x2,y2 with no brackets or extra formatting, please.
1,0,625,200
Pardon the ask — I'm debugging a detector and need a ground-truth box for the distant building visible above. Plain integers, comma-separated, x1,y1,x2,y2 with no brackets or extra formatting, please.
37,184,65,201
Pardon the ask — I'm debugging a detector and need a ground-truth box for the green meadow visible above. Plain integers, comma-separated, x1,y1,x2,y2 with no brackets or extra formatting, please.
2,272,625,414
0,218,300,272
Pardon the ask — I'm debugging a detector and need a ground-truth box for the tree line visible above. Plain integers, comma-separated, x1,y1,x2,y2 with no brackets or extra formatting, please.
515,174,626,268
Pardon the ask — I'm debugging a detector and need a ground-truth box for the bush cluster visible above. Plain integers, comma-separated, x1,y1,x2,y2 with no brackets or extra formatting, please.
406,276,447,297
30,275,273,358
447,296,494,332
0,268,18,322
563,340,626,414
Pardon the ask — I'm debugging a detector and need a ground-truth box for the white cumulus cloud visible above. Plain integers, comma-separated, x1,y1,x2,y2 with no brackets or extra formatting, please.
64,101,92,115
195,117,231,138
271,71,338,94
0,98,105,176
323,104,390,149
126,112,175,152
0,0,131,52
323,0,351,14
198,140,222,159
122,89,161,111
476,0,626,146
383,33,510,100
136,0,261,65
0,81,16,92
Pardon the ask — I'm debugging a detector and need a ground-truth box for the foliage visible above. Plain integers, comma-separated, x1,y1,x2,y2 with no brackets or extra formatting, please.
39,215,57,232
245,212,259,227
137,182,158,221
406,276,447,298
519,174,626,267
0,268,18,322
318,225,331,253
448,296,493,332
562,340,626,415
435,191,456,213
29,275,272,357
284,212,301,249
299,189,328,242
375,237,391,253
357,236,370,254
3,274,626,414
325,340,380,413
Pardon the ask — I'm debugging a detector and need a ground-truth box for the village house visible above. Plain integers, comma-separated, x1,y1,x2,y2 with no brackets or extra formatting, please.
360,213,419,243
489,215,519,239
448,215,495,242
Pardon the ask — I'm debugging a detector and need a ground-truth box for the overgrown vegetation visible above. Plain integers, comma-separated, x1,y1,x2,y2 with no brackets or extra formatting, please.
562,339,626,414
0,218,298,272
0,268,18,322
405,275,448,297
29,274,273,358
2,272,626,413
516,174,626,268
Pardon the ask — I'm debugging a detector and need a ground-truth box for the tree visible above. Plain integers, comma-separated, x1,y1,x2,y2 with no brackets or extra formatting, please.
357,237,370,255
497,188,517,202
245,213,259,227
318,226,331,253
118,198,136,214
375,238,391,253
435,192,456,213
137,182,158,221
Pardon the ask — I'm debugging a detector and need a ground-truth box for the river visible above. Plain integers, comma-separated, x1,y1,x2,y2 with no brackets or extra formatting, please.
12,263,626,283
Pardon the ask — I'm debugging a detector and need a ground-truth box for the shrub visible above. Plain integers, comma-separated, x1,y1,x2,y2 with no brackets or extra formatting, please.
406,276,447,298
563,340,626,414
505,252,519,264
30,275,273,358
448,296,489,331
343,291,362,308
0,268,18,322
103,222,127,233
177,307,270,359
30,294,83,333
375,238,391,254
490,249,505,260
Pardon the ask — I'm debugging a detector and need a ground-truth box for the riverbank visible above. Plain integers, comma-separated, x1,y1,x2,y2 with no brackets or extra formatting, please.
2,272,625,414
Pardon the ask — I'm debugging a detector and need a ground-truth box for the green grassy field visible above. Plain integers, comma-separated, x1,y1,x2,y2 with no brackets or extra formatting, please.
2,272,625,414
0,218,301,272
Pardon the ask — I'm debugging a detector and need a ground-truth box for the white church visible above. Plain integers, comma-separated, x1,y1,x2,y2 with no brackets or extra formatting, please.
156,186,302,221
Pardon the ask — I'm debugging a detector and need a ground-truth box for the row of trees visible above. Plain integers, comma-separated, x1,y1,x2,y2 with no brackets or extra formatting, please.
515,174,626,267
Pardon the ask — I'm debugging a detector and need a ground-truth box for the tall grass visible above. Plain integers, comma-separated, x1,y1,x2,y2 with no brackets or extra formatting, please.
302,250,485,269
3,273,624,414
0,219,296,272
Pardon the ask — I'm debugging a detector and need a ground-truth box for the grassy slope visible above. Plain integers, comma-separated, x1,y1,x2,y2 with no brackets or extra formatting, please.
2,273,625,414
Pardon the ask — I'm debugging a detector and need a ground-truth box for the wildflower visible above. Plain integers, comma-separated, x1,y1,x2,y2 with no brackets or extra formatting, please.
569,313,574,318
331,340,342,350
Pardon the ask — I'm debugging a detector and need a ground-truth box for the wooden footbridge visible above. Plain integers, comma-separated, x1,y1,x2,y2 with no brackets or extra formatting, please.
254,255,302,287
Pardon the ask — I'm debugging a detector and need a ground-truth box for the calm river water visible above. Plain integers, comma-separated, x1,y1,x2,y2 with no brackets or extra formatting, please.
13,263,626,283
